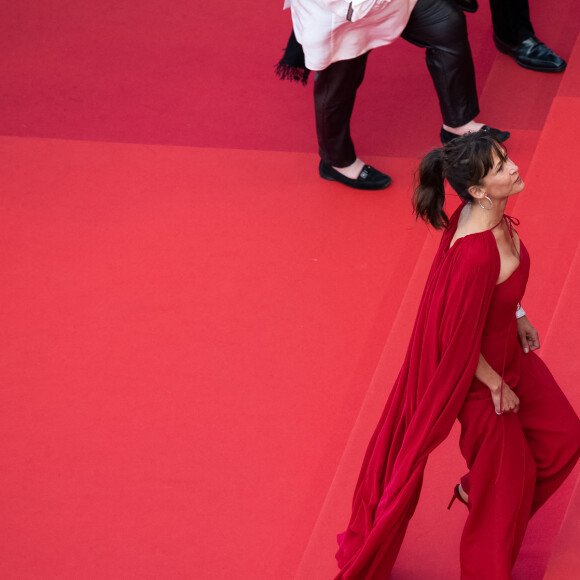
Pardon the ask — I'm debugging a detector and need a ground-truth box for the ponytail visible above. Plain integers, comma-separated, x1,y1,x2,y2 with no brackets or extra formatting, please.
413,148,448,230
413,132,505,230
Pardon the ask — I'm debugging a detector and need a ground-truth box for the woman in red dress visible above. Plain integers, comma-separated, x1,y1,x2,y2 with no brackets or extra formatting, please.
335,132,580,579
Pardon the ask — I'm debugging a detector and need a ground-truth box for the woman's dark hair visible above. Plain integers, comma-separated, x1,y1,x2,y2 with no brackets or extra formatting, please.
412,132,508,229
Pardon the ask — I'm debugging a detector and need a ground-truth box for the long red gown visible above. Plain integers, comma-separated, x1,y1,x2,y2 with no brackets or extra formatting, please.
335,204,580,579
457,223,580,577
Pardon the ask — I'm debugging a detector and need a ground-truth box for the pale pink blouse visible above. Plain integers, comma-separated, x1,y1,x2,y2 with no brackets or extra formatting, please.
284,0,419,70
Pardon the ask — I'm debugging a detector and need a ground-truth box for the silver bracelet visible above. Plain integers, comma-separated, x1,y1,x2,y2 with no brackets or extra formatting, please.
516,303,526,319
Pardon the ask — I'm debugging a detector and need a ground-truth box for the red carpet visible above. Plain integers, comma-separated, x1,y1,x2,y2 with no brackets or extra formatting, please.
1,1,579,578
1,0,578,156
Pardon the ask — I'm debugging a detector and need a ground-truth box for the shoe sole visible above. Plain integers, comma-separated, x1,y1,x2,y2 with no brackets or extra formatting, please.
319,164,391,190
512,60,567,73
319,173,392,190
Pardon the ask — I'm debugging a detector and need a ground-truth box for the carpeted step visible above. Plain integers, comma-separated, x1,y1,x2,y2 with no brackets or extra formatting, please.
0,136,431,579
542,472,580,580
294,228,451,579
535,241,580,580
509,94,580,336
559,29,580,98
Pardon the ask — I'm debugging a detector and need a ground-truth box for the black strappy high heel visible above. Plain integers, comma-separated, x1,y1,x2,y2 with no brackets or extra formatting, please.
447,484,469,510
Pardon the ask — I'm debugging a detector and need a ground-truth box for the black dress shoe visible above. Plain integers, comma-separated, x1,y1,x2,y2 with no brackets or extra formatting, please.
494,34,567,73
440,125,511,145
453,0,478,13
319,160,391,190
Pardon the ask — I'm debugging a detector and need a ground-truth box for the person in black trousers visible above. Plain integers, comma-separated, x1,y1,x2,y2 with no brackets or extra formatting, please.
457,0,566,72
279,0,509,191
311,0,508,191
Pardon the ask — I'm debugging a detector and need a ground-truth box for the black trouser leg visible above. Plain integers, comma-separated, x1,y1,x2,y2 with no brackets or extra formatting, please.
313,0,480,161
313,52,369,167
402,0,480,128
489,0,534,46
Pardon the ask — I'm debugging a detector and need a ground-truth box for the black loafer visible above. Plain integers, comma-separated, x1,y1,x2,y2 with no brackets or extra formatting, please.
440,125,511,145
494,34,567,73
453,0,478,13
319,160,391,190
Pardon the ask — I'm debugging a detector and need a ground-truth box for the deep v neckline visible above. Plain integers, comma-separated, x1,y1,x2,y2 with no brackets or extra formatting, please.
493,214,521,284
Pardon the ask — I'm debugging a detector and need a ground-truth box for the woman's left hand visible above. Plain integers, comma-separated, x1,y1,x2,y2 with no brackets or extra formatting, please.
517,315,540,354
491,382,520,414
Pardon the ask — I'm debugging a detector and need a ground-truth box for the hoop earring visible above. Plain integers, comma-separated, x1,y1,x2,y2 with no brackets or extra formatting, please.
479,195,493,210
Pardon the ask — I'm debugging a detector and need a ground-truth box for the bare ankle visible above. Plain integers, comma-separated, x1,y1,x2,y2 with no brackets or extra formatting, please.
443,121,484,136
332,158,365,180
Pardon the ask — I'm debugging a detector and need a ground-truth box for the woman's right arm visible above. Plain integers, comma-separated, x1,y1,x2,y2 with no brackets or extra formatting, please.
475,353,520,414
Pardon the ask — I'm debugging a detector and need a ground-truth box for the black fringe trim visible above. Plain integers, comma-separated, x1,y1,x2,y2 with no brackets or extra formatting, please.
275,29,310,85
274,62,310,85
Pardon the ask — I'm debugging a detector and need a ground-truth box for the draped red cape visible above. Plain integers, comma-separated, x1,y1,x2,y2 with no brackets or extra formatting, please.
335,205,501,579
